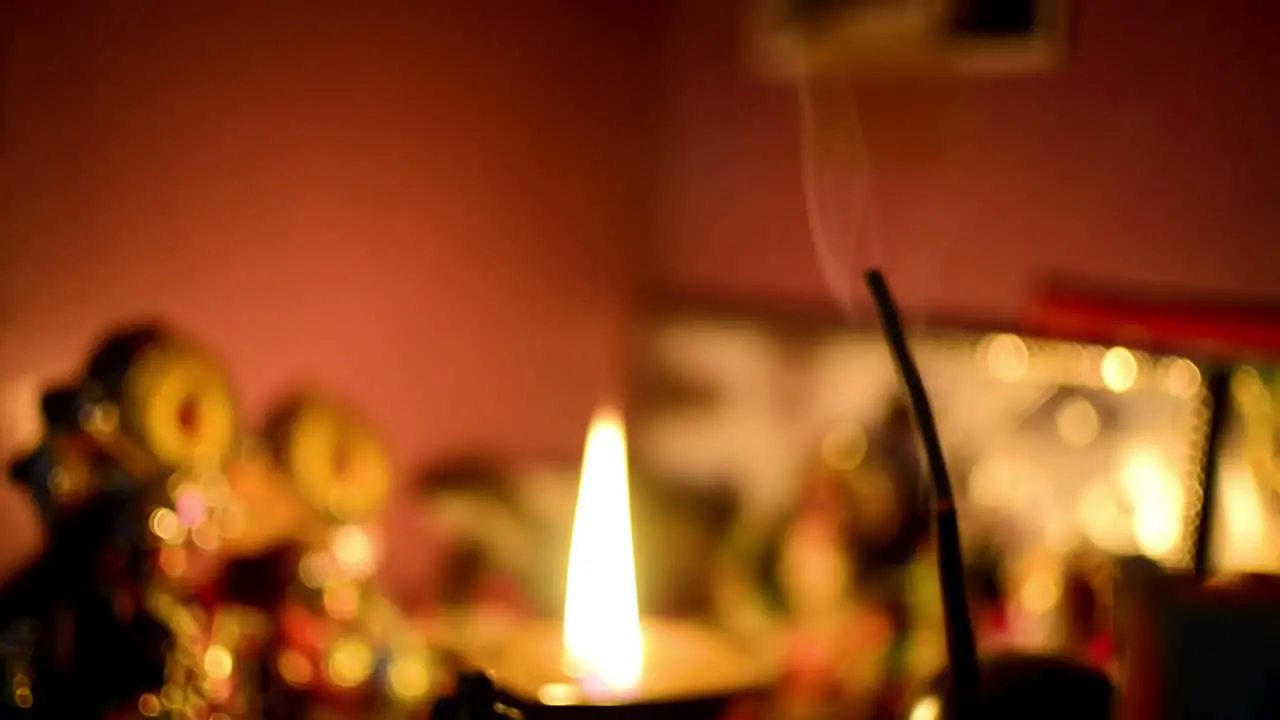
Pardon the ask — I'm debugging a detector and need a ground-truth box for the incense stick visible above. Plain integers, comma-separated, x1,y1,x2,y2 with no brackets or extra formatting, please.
1191,366,1233,583
863,269,980,718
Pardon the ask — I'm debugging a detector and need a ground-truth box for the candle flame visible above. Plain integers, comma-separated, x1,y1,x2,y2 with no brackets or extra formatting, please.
562,408,644,694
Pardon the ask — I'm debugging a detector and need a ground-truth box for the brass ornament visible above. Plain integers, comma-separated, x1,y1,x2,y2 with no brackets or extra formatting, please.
279,397,391,523
124,341,237,470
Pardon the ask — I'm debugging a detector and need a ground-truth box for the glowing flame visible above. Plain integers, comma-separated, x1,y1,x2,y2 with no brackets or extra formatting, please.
562,409,644,695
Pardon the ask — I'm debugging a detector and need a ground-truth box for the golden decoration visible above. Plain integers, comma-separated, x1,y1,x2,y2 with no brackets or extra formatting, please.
277,396,391,522
124,339,238,469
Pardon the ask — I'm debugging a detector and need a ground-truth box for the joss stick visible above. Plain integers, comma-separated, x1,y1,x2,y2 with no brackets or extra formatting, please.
864,269,981,719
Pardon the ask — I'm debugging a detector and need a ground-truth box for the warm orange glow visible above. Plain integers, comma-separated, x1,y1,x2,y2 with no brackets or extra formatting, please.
332,524,376,578
562,408,644,695
203,645,234,680
277,649,314,687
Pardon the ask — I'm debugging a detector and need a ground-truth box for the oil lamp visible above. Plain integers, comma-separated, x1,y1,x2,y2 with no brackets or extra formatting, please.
436,409,773,719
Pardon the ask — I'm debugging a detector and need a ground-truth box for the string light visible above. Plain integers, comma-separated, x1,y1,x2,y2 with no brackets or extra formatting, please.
981,334,1030,383
149,507,183,544
327,637,374,689
1100,348,1139,392
1161,357,1202,399
970,334,1243,567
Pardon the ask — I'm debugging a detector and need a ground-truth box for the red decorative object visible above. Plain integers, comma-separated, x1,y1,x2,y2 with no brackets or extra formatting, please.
1028,282,1280,360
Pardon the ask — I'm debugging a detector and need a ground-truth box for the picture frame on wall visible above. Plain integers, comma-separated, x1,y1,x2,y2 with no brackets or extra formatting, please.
748,0,1071,80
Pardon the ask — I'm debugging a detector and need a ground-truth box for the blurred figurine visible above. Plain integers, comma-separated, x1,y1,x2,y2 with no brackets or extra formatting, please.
190,439,313,718
1,323,243,717
259,392,435,717
719,396,933,717
413,454,540,619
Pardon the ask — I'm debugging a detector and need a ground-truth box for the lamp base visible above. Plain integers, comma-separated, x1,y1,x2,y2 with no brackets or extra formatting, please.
430,671,752,720
498,692,735,720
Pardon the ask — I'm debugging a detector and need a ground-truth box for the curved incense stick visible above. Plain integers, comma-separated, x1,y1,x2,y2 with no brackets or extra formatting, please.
1191,366,1233,583
864,269,981,719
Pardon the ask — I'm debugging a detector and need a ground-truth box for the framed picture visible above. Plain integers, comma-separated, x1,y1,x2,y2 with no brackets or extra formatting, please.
749,0,1070,79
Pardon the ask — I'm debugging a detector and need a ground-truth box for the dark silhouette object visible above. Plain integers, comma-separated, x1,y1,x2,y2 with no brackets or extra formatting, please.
753,396,931,619
921,653,1115,719
1,402,169,714
950,0,1037,35
430,671,510,720
965,544,1006,613
414,453,531,609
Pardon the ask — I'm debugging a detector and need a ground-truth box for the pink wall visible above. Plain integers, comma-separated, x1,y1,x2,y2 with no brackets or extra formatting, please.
655,2,1280,322
0,2,664,468
4,0,1280,472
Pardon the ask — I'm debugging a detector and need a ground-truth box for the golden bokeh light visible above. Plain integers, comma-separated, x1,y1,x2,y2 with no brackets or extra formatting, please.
332,524,376,578
323,581,360,621
137,693,161,716
191,521,222,551
388,655,431,701
298,553,330,589
1122,451,1184,558
820,424,867,471
983,334,1030,383
203,645,234,681
149,507,183,544
908,695,941,720
1055,396,1100,447
1161,358,1202,399
327,637,374,689
13,687,32,709
1100,348,1138,393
